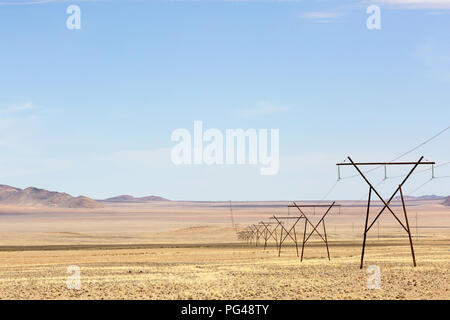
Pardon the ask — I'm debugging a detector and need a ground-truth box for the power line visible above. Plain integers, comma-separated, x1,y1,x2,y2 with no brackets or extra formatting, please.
391,126,449,162
321,180,339,201
319,125,449,200
339,125,450,180
408,178,433,195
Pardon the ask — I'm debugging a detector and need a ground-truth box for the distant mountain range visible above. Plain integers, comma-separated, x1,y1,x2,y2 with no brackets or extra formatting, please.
0,184,170,208
0,184,102,208
393,194,450,206
394,195,446,201
103,195,169,202
444,196,450,206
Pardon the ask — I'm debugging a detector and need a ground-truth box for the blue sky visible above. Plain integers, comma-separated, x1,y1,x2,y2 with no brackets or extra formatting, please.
0,0,449,200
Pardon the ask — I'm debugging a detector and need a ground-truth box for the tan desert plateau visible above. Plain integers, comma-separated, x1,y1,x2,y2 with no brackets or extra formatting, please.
0,186,448,300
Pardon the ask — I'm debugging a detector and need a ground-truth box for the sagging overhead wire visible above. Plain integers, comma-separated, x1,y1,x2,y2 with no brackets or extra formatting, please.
321,180,339,201
392,126,449,162
408,178,434,196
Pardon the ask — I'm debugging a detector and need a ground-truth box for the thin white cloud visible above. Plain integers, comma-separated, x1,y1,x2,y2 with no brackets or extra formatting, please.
0,0,62,5
300,11,343,23
0,102,40,115
239,102,290,118
427,10,450,14
6,101,35,112
0,0,100,5
371,0,450,9
301,11,343,20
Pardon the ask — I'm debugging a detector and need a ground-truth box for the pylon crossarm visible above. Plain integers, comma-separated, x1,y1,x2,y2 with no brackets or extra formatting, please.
288,205,342,208
337,160,435,166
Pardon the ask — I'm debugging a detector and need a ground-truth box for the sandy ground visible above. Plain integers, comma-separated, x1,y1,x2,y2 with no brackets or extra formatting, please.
0,200,448,299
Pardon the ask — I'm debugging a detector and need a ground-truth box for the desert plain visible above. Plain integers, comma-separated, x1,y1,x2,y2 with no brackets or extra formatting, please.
0,199,448,300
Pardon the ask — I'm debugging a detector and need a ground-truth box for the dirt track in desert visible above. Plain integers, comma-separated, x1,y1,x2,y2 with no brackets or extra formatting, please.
0,200,449,299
